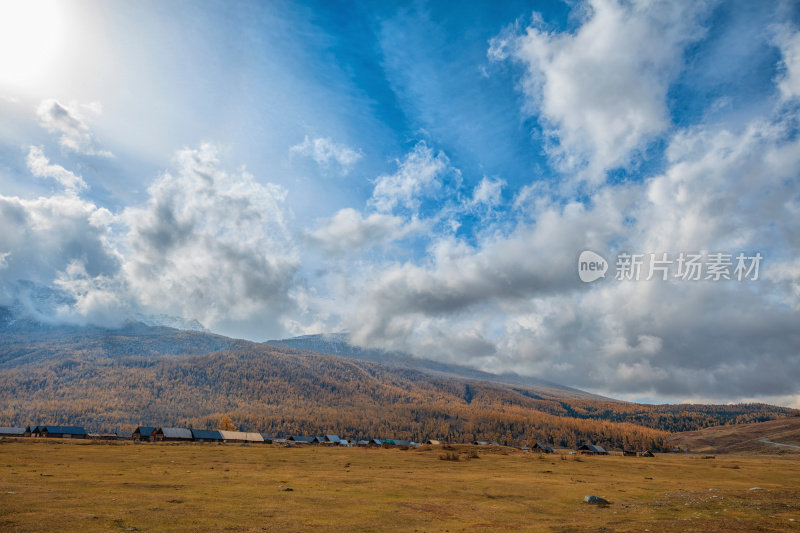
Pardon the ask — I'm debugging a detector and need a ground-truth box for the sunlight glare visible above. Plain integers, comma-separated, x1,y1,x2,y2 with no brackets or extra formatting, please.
0,0,64,88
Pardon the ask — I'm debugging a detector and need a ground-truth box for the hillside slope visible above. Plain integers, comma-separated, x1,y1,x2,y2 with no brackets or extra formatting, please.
668,417,800,454
265,333,597,397
0,344,672,449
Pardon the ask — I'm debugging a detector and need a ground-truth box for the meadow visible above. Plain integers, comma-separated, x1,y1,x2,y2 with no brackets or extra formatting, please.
1,439,799,532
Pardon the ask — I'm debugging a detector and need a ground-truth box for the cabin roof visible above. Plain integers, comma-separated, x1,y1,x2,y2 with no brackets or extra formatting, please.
191,429,223,440
161,427,193,439
42,426,87,435
578,444,607,453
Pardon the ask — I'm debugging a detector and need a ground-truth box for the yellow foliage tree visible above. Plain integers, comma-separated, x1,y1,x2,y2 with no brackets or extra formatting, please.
218,414,237,431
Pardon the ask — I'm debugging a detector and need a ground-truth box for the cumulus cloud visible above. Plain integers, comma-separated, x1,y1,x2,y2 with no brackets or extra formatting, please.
0,191,121,324
369,141,455,213
3,142,301,337
346,189,625,348
53,260,132,325
489,0,708,180
36,99,112,157
26,146,87,192
122,143,299,333
290,135,362,174
775,25,800,100
307,208,424,256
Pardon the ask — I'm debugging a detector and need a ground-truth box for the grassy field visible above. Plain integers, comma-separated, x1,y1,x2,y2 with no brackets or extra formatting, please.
1,439,800,532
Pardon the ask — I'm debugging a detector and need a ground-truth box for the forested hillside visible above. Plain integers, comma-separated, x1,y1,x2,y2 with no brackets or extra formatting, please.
0,346,671,450
0,312,796,450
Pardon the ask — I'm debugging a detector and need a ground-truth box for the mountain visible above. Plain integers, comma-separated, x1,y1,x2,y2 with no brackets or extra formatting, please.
0,306,796,448
133,313,209,333
0,308,247,369
265,333,596,398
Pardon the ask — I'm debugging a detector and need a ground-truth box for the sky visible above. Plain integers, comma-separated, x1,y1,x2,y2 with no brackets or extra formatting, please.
1,0,799,407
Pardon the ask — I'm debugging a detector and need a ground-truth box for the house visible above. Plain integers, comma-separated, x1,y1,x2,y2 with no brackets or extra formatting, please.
0,427,26,437
160,428,193,441
26,425,44,437
357,440,369,447
191,429,223,442
288,435,314,444
219,431,264,443
577,444,609,455
261,435,274,444
325,434,341,444
426,439,442,445
132,426,158,441
383,439,417,447
639,450,655,457
473,441,489,446
219,431,247,443
313,436,327,444
38,426,88,439
367,438,382,447
532,442,554,453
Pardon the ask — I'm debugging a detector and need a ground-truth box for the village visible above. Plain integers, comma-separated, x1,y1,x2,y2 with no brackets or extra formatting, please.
0,424,659,456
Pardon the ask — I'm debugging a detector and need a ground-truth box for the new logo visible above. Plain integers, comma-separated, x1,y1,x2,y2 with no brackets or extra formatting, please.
578,250,608,283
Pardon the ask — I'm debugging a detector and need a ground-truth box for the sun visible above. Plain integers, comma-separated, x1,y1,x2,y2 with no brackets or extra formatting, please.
0,0,64,89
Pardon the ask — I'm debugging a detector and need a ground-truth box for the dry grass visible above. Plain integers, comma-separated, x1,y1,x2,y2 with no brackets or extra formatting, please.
669,417,800,454
1,438,800,532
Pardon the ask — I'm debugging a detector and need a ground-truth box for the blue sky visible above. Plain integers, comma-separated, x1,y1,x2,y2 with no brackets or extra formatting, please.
1,0,800,406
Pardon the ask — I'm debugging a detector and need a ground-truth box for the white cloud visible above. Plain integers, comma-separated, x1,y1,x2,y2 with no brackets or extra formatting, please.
307,208,424,256
346,191,625,347
290,135,362,174
122,143,299,334
775,25,800,100
36,99,112,157
369,141,454,213
468,176,505,208
3,142,302,338
490,0,708,181
0,191,121,323
26,145,87,192
53,260,132,325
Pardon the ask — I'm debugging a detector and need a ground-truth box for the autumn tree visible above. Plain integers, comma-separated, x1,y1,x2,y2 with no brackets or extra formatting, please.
218,414,237,431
